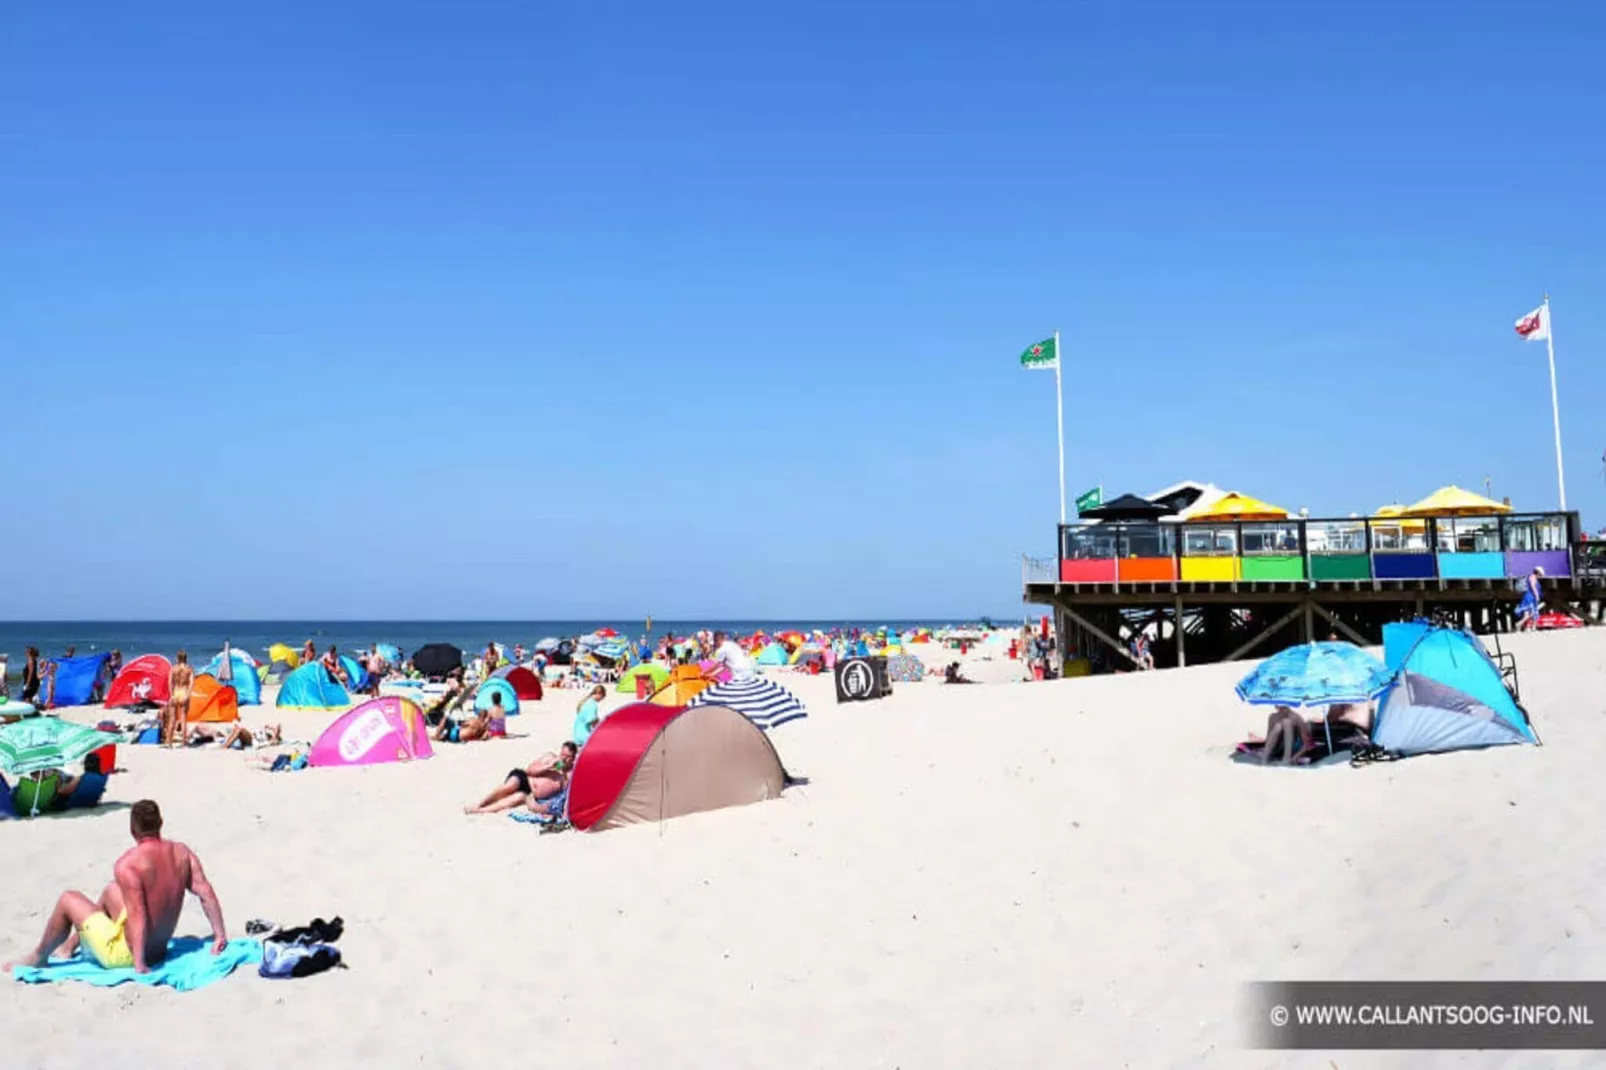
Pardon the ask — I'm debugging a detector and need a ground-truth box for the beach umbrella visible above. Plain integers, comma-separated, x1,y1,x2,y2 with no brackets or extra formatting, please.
0,718,120,778
1403,485,1512,518
595,627,619,638
411,643,463,677
1183,492,1289,522
686,677,807,730
1234,642,1393,708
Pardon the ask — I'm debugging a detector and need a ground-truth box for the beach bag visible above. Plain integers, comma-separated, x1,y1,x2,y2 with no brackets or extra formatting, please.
259,940,342,979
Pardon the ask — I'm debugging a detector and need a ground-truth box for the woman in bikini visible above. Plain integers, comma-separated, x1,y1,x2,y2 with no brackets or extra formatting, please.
163,651,194,747
463,742,577,814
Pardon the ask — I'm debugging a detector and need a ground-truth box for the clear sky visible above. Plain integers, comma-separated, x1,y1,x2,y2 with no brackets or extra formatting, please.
4,1,1602,620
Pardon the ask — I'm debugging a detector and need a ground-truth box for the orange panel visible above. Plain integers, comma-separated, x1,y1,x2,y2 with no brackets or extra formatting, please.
1117,557,1177,583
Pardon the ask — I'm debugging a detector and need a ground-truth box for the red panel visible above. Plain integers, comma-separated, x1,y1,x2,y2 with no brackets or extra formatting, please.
498,666,544,700
566,702,681,831
1118,557,1177,583
1060,559,1117,583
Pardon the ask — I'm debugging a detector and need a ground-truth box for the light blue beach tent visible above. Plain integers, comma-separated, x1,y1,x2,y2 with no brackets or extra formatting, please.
276,663,351,711
473,678,520,717
339,655,368,693
755,644,789,667
1372,624,1537,756
203,650,261,705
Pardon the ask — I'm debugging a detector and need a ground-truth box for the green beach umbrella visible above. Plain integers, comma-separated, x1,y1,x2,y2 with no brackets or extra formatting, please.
0,718,120,778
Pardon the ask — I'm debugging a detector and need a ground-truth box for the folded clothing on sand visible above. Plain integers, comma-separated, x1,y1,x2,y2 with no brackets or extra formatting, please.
10,937,262,991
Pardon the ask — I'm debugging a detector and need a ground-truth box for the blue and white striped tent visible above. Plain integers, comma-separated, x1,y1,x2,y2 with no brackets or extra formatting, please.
687,677,807,730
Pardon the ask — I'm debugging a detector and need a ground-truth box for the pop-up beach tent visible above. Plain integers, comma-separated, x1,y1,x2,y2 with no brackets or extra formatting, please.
44,654,110,708
104,655,172,709
276,663,350,711
565,702,789,832
491,664,543,701
473,678,520,717
309,697,433,767
1372,623,1538,756
203,651,261,705
186,675,240,724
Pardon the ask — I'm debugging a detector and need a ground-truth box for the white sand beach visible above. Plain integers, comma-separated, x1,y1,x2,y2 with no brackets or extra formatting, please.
4,630,1605,1069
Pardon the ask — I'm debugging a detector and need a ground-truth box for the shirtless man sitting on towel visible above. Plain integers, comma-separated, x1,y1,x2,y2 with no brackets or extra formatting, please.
5,800,228,974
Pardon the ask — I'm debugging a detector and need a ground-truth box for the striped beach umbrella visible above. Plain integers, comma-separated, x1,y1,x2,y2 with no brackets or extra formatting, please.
686,677,807,730
0,718,120,777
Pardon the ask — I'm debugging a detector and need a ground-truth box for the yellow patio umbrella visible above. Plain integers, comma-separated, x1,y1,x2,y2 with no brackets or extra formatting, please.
1372,503,1425,535
1403,485,1512,518
1184,491,1289,522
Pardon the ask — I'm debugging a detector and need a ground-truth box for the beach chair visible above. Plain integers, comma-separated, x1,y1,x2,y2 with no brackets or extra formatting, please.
12,771,61,817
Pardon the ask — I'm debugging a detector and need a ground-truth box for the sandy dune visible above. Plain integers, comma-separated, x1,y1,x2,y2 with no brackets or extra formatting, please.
3,631,1603,1069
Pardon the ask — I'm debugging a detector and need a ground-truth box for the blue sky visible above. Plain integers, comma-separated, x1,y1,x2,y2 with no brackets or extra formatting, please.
4,1,1602,619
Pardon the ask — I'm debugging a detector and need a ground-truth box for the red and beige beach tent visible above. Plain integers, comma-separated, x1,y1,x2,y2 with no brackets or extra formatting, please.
490,664,544,701
565,702,789,832
186,674,240,724
104,654,173,709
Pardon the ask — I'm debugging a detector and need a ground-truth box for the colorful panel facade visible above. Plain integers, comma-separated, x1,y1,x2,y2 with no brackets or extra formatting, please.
1372,553,1437,580
1436,552,1506,580
1240,556,1305,582
1061,559,1117,584
1309,555,1371,581
1179,557,1239,582
1117,558,1177,583
1505,549,1571,579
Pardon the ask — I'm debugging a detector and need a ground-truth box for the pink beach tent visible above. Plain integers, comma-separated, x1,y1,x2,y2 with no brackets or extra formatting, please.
309,696,434,768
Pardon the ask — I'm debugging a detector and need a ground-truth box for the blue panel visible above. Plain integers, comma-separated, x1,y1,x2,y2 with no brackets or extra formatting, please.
1372,553,1437,580
1435,552,1506,580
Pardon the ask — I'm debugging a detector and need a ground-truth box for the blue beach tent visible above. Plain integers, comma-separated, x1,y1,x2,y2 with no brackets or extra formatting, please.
276,663,351,711
473,678,520,717
339,655,368,694
755,643,790,667
1372,624,1537,757
203,650,261,705
48,654,109,707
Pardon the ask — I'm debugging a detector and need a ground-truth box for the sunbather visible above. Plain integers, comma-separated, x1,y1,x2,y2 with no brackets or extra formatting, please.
464,743,577,814
1260,706,1313,765
52,753,111,810
4,800,227,973
189,723,283,749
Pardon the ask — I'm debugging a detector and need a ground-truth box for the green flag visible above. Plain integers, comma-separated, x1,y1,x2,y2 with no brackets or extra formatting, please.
1019,336,1057,370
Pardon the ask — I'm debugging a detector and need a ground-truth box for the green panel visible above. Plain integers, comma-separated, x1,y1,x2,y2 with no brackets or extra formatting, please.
1310,554,1371,581
1241,555,1306,581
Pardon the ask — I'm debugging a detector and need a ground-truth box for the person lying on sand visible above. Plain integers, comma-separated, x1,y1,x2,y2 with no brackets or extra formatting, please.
188,723,283,750
5,800,227,973
1260,706,1313,765
464,743,577,814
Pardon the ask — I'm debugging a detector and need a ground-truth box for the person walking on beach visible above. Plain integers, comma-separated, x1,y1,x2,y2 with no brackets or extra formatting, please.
162,652,194,746
20,647,42,706
573,685,605,748
1516,567,1544,631
5,800,228,973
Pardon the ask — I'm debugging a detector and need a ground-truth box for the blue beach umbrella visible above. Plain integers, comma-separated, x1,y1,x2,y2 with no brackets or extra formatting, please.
1235,641,1393,708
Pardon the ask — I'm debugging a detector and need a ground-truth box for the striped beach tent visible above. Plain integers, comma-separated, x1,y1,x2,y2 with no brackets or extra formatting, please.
686,676,807,730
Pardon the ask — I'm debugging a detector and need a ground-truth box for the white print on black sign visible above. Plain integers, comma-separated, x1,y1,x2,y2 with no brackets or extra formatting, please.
839,659,875,699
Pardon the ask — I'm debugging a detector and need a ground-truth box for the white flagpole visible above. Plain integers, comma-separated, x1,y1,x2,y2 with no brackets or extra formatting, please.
1544,295,1567,510
1054,329,1066,523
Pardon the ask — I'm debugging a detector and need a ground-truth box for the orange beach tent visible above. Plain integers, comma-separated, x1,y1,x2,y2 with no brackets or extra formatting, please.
186,674,240,724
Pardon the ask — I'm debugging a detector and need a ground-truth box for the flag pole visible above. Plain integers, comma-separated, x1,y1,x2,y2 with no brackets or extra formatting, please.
1054,329,1066,523
1544,295,1567,510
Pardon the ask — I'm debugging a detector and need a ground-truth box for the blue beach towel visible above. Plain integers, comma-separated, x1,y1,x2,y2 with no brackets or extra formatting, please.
10,937,262,991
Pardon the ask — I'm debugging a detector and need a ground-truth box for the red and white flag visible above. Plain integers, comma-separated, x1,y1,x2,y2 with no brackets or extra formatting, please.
1515,304,1550,342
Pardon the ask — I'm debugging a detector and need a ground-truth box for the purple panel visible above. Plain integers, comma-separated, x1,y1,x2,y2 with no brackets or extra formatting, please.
1506,549,1571,579
1372,553,1437,580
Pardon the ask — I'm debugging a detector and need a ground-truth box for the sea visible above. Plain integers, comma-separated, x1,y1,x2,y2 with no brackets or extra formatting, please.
0,618,998,678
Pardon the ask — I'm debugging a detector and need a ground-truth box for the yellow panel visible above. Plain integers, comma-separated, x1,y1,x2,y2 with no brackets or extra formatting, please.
1180,557,1239,582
